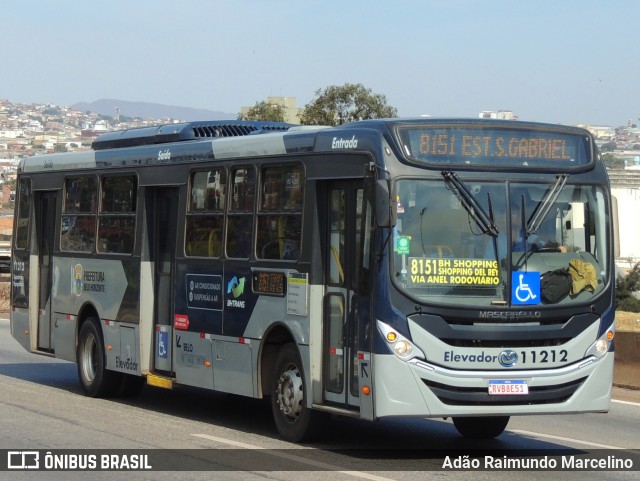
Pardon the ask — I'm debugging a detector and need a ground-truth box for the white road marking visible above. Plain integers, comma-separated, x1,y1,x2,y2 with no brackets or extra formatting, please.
191,433,397,481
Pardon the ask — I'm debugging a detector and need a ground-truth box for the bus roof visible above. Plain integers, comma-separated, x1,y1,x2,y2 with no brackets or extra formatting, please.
19,118,595,174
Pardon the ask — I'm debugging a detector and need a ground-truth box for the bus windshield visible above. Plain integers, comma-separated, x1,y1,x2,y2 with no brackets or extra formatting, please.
393,178,610,307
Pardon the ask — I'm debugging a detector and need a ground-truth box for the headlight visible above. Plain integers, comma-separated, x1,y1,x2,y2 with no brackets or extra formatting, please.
377,320,425,361
584,322,615,359
394,340,413,357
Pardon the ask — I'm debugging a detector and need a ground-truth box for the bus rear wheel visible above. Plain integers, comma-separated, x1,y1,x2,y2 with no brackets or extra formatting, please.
77,318,120,398
452,416,510,439
270,343,325,442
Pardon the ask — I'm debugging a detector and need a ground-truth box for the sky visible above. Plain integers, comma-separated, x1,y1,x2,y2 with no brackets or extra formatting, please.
3,0,639,126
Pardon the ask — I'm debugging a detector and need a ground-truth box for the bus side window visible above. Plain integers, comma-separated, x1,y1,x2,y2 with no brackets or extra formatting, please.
97,175,137,254
227,167,256,259
15,178,31,249
231,167,255,211
61,176,98,252
257,165,304,260
186,169,226,258
185,217,223,257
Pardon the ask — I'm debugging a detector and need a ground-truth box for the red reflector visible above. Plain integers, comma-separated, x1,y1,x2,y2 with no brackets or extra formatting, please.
358,353,364,360
200,332,205,339
239,338,245,344
329,347,336,355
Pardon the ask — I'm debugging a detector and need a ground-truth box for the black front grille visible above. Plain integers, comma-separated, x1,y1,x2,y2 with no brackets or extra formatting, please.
409,312,599,349
441,338,571,348
424,378,586,406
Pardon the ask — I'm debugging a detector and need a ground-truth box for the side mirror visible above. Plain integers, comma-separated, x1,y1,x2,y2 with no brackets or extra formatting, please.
375,179,395,228
612,195,620,258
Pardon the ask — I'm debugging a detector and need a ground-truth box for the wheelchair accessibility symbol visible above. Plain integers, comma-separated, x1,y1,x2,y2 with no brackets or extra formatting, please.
512,272,540,305
157,331,168,359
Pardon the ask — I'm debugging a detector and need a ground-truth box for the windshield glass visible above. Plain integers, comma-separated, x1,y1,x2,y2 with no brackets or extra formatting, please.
393,179,610,307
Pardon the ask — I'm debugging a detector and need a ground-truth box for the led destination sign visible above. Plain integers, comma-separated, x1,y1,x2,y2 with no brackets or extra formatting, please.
400,126,591,167
253,271,286,296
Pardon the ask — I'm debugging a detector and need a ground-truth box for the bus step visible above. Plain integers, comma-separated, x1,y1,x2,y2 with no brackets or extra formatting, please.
32,349,55,357
146,373,175,390
311,404,361,418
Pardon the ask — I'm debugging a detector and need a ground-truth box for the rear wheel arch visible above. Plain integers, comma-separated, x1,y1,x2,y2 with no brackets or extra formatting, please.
74,303,100,348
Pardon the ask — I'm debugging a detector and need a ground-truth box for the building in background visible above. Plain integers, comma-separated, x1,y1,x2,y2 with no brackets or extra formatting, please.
479,110,518,120
240,96,301,123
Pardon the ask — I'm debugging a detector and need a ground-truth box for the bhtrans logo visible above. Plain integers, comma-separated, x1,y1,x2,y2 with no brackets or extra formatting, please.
226,276,246,308
331,135,358,149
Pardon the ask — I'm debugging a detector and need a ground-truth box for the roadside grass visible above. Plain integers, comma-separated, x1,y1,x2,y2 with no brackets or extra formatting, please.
615,310,640,332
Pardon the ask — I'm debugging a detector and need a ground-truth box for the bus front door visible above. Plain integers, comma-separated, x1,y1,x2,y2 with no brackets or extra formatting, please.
323,181,372,415
34,191,57,352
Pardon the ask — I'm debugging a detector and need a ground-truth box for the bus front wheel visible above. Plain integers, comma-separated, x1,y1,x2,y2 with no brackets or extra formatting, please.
270,343,325,442
452,416,510,439
77,318,120,397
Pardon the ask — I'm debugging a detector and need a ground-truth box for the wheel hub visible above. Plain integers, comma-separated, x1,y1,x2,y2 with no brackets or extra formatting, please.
80,334,97,383
276,364,303,420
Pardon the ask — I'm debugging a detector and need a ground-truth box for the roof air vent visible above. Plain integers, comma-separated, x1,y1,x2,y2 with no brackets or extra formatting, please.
92,120,294,150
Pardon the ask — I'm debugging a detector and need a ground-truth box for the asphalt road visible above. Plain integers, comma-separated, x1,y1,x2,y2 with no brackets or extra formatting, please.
0,317,639,481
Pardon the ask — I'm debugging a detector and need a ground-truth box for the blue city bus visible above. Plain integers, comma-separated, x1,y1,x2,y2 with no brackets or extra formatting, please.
11,118,616,441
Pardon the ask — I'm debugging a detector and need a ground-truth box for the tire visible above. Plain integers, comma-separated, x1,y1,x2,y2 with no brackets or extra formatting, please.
76,318,120,398
270,343,326,442
452,416,510,439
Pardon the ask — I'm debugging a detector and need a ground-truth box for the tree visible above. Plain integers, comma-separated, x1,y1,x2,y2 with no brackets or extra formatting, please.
616,262,640,312
43,107,62,116
600,141,616,152
602,153,625,169
238,101,287,122
299,83,397,126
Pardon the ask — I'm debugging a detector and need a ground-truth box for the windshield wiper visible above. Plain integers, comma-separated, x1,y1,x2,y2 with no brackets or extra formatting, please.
442,171,498,236
526,174,568,236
